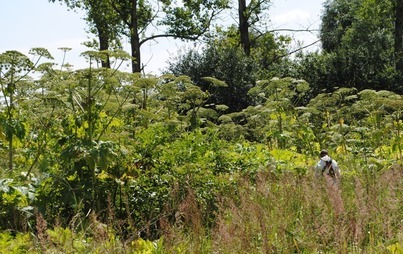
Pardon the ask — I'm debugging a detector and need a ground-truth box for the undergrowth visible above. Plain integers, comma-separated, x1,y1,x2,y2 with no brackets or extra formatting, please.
0,164,401,253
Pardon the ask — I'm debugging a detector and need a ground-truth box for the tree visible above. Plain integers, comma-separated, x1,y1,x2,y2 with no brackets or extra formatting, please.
49,0,122,68
309,0,403,93
320,0,360,52
166,24,293,112
52,0,229,73
235,0,320,59
237,0,270,56
117,0,229,73
167,43,258,112
394,0,403,75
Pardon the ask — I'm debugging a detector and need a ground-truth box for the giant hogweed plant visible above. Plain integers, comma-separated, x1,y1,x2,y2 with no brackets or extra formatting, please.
0,49,53,172
29,56,228,228
0,173,38,231
247,77,310,149
9,50,137,223
222,77,314,152
303,88,402,160
36,51,137,215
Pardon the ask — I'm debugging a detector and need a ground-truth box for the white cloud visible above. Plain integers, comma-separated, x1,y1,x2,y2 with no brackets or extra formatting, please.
269,7,321,53
272,9,313,28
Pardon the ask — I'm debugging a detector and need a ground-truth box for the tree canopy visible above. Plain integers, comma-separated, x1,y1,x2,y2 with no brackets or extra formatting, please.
310,0,403,93
50,0,229,73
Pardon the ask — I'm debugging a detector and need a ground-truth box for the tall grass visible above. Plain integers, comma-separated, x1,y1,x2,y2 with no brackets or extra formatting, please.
161,165,402,253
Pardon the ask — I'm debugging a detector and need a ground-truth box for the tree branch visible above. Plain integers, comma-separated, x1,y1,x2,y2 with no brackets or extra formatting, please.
273,39,321,61
110,1,131,27
268,28,320,33
140,34,202,47
253,28,320,41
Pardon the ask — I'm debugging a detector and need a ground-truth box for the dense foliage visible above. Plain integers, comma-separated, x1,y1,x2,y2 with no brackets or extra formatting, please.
0,47,402,252
167,27,292,112
297,0,403,94
1,0,403,252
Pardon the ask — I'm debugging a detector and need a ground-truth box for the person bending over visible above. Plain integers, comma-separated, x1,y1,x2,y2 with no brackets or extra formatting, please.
315,149,341,183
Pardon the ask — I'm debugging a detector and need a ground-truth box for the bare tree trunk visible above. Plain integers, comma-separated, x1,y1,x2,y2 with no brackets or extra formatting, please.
88,0,111,69
98,28,111,68
130,0,142,73
238,0,251,56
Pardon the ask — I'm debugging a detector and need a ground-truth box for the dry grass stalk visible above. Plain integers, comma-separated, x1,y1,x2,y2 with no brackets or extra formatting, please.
89,212,108,241
35,210,48,251
176,187,203,235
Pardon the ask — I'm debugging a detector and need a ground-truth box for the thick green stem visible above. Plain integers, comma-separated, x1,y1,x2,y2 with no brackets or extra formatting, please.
8,71,15,171
87,60,99,211
88,62,93,143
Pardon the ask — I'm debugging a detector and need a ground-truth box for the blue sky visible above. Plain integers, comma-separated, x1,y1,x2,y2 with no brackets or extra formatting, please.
0,0,324,74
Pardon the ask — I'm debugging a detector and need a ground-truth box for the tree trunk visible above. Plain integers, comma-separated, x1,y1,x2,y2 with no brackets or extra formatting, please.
98,28,111,68
130,0,142,73
89,0,111,69
395,0,403,74
238,0,251,56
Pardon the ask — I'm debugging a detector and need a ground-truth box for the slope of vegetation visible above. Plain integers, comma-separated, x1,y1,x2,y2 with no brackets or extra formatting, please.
1,0,403,252
0,48,401,253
